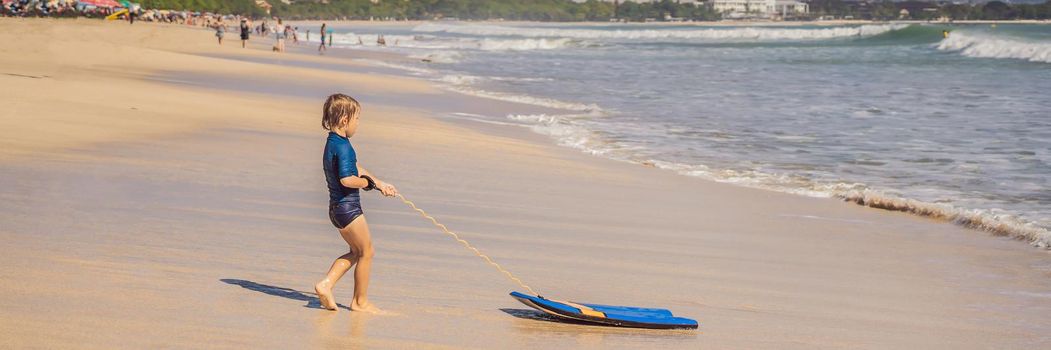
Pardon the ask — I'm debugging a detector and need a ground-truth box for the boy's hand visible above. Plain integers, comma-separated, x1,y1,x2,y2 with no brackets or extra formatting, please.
377,181,398,197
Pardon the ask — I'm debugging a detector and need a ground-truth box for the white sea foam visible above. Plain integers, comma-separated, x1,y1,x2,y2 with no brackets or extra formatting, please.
329,33,424,47
446,86,602,112
490,76,554,83
405,37,575,51
505,114,599,151
660,160,1051,249
435,74,553,86
333,31,576,52
838,190,1051,248
502,112,1051,249
357,59,436,75
477,38,574,50
937,32,1051,63
441,112,524,127
437,74,483,85
414,23,909,41
666,164,1051,248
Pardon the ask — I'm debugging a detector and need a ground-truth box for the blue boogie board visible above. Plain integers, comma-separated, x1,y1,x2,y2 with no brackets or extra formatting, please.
510,291,698,329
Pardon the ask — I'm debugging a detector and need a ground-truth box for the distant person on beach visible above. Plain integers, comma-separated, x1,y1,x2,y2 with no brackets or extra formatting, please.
274,19,285,52
214,18,226,45
315,93,398,314
376,34,386,46
239,18,250,48
318,23,327,53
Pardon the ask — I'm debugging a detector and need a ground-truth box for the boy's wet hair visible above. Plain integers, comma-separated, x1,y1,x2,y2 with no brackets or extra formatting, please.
322,93,361,131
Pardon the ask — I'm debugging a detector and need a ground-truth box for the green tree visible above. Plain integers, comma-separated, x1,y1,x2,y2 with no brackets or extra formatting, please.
982,1,1013,20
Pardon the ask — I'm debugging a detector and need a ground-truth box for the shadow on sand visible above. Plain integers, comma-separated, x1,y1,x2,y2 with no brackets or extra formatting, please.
501,308,699,338
221,278,351,311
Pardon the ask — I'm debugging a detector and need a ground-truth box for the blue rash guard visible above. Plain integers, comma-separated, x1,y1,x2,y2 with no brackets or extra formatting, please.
323,132,359,204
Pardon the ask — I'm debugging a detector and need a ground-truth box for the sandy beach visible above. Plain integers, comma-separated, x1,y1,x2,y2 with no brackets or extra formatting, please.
2,18,1051,349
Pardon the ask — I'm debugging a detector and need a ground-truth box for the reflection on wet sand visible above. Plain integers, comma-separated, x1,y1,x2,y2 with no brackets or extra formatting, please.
501,308,698,347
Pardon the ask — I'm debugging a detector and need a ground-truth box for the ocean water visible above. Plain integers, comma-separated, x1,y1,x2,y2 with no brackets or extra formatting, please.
314,22,1051,247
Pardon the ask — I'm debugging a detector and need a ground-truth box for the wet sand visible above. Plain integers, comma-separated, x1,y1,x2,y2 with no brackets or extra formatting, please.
2,18,1051,349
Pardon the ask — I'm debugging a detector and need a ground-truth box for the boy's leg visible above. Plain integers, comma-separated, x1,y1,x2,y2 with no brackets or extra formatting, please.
315,251,357,311
340,216,380,313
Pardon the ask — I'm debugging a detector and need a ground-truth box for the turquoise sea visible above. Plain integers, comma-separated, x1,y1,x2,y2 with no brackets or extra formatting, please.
317,22,1051,247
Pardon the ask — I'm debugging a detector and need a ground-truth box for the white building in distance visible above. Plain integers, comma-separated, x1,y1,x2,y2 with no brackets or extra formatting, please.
710,0,808,18
710,0,775,17
571,0,703,3
775,0,809,17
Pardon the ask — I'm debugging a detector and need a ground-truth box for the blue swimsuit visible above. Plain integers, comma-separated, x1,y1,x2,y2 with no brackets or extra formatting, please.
323,132,362,228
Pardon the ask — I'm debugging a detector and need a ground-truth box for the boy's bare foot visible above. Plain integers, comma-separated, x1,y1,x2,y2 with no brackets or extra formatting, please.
314,280,337,311
350,300,386,314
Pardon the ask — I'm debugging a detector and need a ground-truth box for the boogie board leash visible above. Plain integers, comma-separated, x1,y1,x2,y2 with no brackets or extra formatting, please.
395,194,539,296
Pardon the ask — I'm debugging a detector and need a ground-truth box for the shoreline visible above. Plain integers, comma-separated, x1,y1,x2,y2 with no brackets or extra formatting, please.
2,18,1051,349
285,19,1051,26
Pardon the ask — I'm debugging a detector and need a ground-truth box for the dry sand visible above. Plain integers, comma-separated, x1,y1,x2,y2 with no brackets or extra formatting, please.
2,18,1051,349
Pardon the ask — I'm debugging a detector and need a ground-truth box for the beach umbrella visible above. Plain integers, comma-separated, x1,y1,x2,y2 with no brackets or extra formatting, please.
78,0,120,7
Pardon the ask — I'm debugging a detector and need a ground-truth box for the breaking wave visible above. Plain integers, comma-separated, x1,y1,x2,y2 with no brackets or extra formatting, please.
505,114,600,152
414,23,910,41
477,38,574,51
402,37,577,51
937,31,1051,63
437,74,553,85
326,32,576,53
839,190,1051,248
503,114,1051,249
